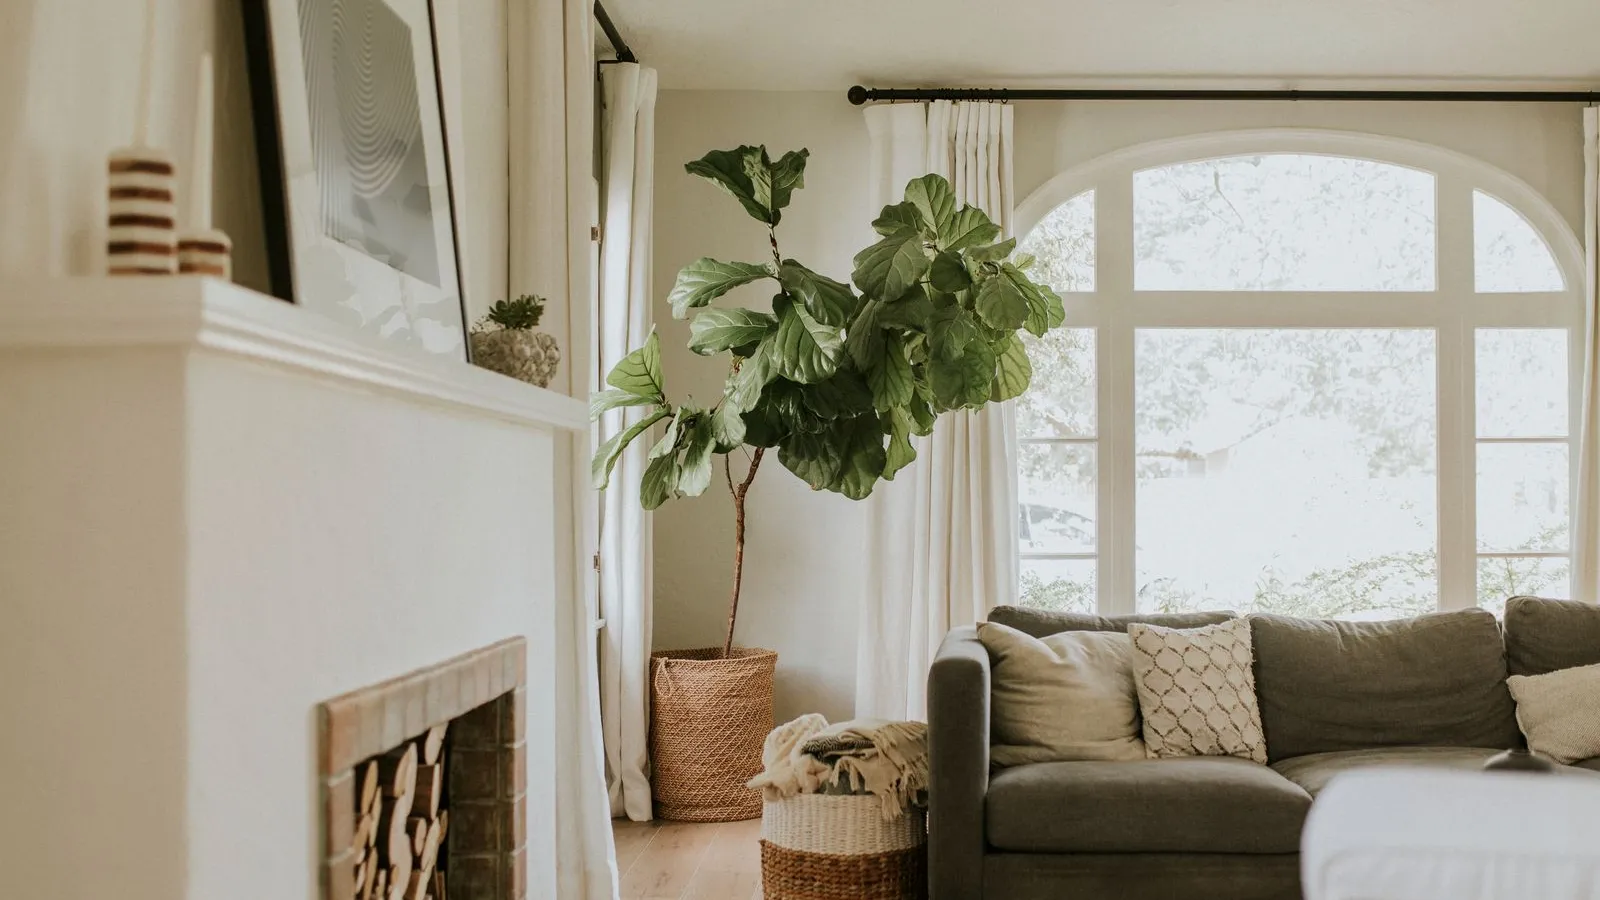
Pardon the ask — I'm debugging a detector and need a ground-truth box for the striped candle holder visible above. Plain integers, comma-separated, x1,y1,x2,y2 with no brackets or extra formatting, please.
107,147,178,275
177,227,232,279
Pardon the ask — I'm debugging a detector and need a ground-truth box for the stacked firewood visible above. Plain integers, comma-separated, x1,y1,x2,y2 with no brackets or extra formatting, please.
352,724,450,900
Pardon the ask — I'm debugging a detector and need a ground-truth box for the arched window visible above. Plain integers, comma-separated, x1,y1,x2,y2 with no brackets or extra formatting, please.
1014,130,1581,620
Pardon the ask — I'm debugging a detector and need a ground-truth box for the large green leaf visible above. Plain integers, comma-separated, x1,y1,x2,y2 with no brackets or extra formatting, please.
1003,264,1066,336
991,333,1033,402
907,388,937,436
771,296,842,384
930,339,996,410
767,149,809,218
965,237,1017,262
883,408,918,480
778,428,843,491
974,271,1030,331
605,331,665,400
726,341,774,412
684,146,771,224
929,251,972,294
710,400,746,451
929,306,981,361
739,401,785,448
844,300,885,369
668,259,773,319
639,453,680,510
687,307,777,356
877,286,934,330
903,175,956,235
868,338,913,411
590,408,669,489
834,416,888,500
872,201,925,237
676,417,717,497
801,369,873,419
940,205,1001,252
852,228,930,304
589,388,654,420
779,260,858,327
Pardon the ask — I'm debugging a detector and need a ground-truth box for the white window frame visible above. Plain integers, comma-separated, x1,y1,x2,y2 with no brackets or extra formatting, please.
1014,129,1586,615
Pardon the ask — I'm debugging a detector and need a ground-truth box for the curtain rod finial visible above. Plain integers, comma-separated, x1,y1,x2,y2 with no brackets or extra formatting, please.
848,85,869,106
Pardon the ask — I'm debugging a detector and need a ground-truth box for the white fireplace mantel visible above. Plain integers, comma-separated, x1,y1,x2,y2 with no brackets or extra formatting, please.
1,277,584,900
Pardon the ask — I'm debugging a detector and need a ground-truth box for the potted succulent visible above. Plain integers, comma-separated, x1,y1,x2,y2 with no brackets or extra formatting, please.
591,146,1064,821
469,294,562,388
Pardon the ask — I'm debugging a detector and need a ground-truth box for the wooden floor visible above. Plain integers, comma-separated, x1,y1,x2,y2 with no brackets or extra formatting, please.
614,817,762,900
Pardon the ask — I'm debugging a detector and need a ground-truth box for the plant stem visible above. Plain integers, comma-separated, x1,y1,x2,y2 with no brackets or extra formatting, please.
768,226,782,271
722,446,765,658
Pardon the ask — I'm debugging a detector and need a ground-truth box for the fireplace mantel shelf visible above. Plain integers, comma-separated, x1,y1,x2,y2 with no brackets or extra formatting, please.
0,276,588,432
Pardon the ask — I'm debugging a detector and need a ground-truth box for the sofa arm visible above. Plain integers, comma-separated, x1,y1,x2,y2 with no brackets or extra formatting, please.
927,626,990,900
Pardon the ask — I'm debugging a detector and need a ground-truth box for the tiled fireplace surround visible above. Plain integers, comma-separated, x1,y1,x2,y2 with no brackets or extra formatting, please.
319,638,528,900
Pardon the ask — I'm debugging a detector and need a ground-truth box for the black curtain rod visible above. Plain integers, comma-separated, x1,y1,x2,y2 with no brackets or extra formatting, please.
594,1,637,64
847,85,1600,105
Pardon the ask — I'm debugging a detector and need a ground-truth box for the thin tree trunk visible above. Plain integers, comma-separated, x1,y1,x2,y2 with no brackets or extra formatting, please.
722,447,765,658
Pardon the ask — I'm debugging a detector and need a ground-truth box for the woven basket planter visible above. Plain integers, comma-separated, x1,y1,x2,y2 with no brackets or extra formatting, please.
649,647,776,822
760,794,927,900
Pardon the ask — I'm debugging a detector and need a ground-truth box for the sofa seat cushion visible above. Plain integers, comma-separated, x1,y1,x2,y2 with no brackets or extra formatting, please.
985,757,1310,854
1574,757,1600,773
1272,746,1600,797
1251,610,1521,762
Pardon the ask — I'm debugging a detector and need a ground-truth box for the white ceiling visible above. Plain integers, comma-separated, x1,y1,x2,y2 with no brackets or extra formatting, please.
599,0,1600,92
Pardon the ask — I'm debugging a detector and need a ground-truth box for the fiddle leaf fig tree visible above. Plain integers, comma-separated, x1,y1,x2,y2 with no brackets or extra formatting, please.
592,145,1065,657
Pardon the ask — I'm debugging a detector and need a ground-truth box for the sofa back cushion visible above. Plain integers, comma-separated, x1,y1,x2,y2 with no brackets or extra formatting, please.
1503,596,1600,676
987,605,1234,639
1251,609,1520,762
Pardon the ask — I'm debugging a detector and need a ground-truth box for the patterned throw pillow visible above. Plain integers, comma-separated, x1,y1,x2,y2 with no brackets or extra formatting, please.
1128,618,1267,763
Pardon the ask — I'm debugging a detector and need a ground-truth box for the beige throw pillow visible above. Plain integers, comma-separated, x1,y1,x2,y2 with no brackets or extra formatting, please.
977,621,1147,766
1128,618,1267,763
1507,662,1600,764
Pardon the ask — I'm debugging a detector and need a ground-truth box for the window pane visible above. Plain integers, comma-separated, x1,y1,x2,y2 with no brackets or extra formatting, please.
1020,558,1096,613
1018,327,1096,438
1020,444,1096,553
1474,191,1564,293
1476,329,1568,438
1134,155,1435,291
1019,190,1094,292
1478,556,1570,614
1135,329,1438,619
1477,443,1569,552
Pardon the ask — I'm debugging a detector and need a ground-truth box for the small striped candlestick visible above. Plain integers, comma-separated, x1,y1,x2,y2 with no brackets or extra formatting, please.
178,228,232,278
176,53,230,278
107,147,179,275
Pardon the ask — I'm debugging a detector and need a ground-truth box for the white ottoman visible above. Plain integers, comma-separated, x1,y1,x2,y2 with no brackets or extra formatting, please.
1302,769,1600,900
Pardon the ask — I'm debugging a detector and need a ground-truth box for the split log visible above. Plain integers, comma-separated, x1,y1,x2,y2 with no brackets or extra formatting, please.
354,857,367,895
436,810,448,843
422,724,447,766
432,870,446,900
408,817,428,857
389,851,413,900
373,870,387,900
419,819,441,871
414,764,443,819
378,744,418,798
360,760,380,814
354,812,377,851
406,864,434,900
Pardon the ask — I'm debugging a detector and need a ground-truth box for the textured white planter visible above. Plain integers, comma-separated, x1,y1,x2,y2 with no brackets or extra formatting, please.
471,329,562,388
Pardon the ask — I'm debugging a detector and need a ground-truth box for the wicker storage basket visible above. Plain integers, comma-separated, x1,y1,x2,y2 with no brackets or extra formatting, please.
649,647,776,822
760,794,927,900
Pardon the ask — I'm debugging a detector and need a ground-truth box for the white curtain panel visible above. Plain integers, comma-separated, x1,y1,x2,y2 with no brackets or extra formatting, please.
1575,108,1600,603
856,101,1021,721
597,62,659,821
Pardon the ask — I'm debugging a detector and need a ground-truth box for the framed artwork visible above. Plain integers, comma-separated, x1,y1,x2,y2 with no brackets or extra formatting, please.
244,0,470,361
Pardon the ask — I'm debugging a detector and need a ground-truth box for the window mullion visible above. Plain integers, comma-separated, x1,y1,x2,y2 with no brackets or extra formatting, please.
1437,174,1477,610
1098,177,1136,615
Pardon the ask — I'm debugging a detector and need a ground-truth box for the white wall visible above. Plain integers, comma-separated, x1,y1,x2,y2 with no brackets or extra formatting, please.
0,0,512,314
648,90,1587,725
651,91,871,723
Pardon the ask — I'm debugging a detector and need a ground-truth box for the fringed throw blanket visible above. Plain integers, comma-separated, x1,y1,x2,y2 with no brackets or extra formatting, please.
747,715,929,819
